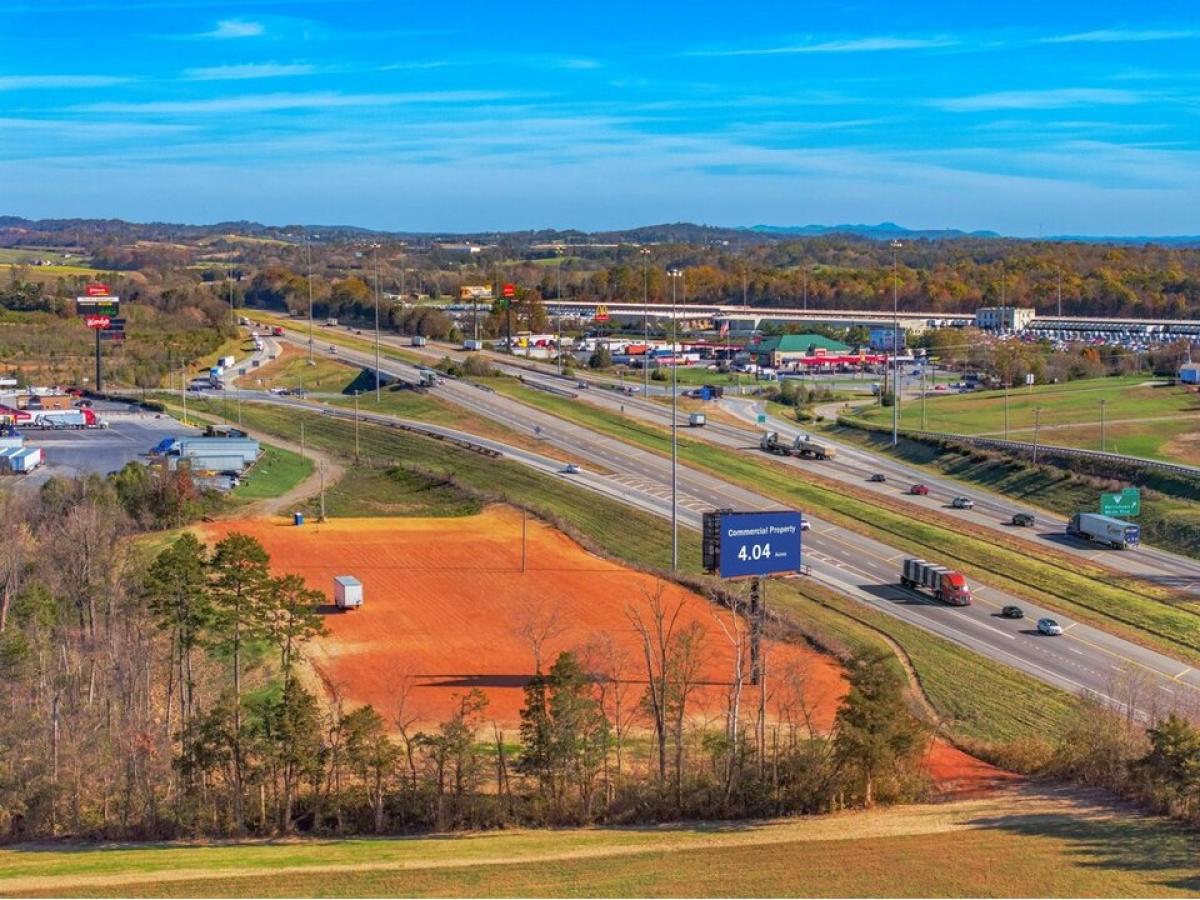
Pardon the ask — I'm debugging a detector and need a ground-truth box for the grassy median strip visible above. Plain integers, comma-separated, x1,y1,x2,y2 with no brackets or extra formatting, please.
488,378,1200,665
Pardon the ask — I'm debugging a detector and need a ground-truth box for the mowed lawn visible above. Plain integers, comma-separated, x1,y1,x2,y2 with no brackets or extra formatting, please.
860,376,1200,462
235,347,362,394
2,789,1197,898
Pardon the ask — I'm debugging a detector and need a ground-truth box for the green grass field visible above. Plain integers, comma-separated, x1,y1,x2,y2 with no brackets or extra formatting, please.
3,791,1196,898
859,376,1200,463
299,464,482,519
237,352,360,393
231,445,312,501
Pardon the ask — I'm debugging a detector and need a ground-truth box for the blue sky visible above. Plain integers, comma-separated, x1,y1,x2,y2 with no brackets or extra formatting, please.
1,0,1197,234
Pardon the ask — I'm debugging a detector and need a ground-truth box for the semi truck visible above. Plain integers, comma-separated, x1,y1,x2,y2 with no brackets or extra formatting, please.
33,408,106,429
271,326,284,336
900,558,973,606
757,432,836,459
209,365,224,387
463,339,484,351
1067,513,1140,549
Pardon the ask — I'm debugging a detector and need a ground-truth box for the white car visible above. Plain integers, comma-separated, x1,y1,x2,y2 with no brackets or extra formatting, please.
951,496,975,510
800,517,811,531
563,463,581,475
1037,618,1064,636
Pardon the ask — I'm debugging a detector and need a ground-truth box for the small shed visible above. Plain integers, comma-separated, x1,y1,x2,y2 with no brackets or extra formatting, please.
333,575,363,611
1179,363,1200,385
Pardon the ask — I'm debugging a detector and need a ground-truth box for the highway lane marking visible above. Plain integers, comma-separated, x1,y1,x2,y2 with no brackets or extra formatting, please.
1176,667,1192,680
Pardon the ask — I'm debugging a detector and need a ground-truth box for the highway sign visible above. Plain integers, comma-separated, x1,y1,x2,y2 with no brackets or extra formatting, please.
1101,487,1141,517
99,330,126,342
756,413,767,425
703,509,803,579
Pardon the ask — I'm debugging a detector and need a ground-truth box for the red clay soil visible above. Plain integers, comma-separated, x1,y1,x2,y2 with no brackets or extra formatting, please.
922,741,1021,797
199,507,1012,795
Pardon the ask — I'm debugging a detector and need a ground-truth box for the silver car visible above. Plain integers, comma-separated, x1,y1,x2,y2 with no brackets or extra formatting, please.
1037,618,1064,636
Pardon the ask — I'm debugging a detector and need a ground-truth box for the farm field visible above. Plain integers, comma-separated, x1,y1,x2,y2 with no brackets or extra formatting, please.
858,375,1200,462
3,787,1196,898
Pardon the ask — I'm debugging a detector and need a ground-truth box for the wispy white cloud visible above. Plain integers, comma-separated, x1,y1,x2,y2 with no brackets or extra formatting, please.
932,88,1145,112
183,63,315,81
686,35,958,58
201,19,264,39
73,90,523,115
0,74,130,90
1041,28,1200,44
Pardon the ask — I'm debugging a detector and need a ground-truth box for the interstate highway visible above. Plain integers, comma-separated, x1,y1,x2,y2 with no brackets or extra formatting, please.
260,323,1200,718
362,326,1200,598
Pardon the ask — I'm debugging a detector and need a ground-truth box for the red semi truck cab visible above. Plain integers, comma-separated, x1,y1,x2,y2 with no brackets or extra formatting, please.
271,325,284,336
901,558,972,606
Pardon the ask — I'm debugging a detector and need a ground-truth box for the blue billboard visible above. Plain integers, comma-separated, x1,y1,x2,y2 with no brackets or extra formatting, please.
714,510,803,579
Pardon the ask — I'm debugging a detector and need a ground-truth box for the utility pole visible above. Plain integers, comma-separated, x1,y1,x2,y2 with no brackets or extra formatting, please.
668,267,683,571
300,419,305,460
353,390,360,460
1004,382,1010,440
891,240,902,447
306,234,314,364
521,506,527,574
181,368,187,424
1100,398,1106,453
921,364,927,430
319,461,326,521
373,244,381,402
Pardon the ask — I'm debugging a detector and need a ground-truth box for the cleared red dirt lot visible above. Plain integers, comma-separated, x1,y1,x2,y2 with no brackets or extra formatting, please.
200,507,1012,792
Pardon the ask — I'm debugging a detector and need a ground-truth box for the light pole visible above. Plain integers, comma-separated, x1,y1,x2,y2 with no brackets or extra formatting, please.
1100,398,1106,453
1033,407,1042,465
353,389,360,460
305,234,314,364
641,247,651,398
1004,382,1010,440
890,240,902,447
556,245,564,377
372,244,381,402
668,267,683,572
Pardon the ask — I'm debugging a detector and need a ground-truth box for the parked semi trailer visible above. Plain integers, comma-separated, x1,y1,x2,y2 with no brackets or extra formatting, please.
33,408,106,429
900,558,972,606
1067,513,1140,549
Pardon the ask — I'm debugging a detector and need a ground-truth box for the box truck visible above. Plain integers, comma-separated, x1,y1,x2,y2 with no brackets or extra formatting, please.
1067,513,1140,549
334,575,363,611
688,413,706,427
901,558,972,606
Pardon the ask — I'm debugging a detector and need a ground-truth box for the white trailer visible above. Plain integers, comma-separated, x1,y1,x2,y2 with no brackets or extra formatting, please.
1068,513,1140,549
333,575,363,611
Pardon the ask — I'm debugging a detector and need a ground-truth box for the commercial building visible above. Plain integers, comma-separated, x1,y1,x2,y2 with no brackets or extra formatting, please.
748,334,852,368
975,306,1036,332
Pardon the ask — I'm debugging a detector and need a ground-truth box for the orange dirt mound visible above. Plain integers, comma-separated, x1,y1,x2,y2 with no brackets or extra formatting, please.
923,741,1021,797
200,508,847,731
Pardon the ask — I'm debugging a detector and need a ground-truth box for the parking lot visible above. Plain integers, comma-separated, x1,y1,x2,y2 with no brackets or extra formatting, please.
17,401,197,485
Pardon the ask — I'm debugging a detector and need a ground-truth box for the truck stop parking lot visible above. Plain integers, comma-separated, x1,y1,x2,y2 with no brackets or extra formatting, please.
18,403,197,484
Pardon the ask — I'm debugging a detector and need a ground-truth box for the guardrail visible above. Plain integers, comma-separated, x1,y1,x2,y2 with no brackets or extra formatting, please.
838,414,1200,480
517,375,578,400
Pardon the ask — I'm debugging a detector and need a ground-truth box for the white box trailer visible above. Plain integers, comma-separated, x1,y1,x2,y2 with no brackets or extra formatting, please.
333,575,363,611
1068,513,1140,549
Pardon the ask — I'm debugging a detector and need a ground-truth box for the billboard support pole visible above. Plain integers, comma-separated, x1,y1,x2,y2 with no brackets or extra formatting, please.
94,327,102,393
749,577,763,686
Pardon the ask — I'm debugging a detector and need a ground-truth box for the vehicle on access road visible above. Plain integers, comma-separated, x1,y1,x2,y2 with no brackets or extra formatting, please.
563,463,581,474
909,483,930,496
951,496,975,510
1011,512,1036,527
1037,618,1064,636
799,517,811,531
1001,605,1025,619
869,472,887,482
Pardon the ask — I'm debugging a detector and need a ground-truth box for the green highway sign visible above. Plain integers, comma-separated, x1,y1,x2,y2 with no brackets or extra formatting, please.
1101,487,1141,517
756,413,767,425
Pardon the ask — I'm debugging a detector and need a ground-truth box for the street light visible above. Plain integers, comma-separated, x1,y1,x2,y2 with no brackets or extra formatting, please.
556,245,564,377
372,244,381,402
305,234,314,364
640,247,651,398
668,267,684,572
890,240,902,447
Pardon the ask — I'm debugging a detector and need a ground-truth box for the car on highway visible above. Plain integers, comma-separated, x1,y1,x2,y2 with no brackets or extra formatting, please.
868,473,887,483
933,384,948,391
576,381,589,389
1037,617,1064,636
1011,512,1036,527
909,484,930,496
800,517,811,531
563,463,581,474
951,496,975,510
1001,605,1025,620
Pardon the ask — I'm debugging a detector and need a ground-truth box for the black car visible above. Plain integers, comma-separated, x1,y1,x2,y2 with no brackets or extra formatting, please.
869,473,887,483
1001,605,1025,619
1011,512,1036,527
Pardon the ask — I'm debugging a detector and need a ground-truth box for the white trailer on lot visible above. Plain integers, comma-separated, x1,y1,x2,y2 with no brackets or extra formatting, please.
333,575,363,611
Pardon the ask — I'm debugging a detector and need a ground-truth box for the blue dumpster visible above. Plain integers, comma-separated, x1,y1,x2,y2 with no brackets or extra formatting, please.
293,512,305,526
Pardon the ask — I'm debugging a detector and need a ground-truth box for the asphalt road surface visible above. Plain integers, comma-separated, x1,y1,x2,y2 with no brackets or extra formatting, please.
262,323,1200,720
